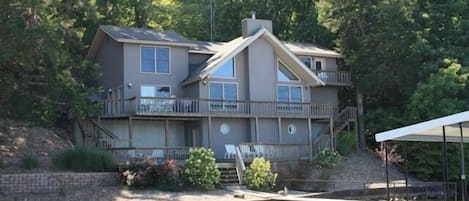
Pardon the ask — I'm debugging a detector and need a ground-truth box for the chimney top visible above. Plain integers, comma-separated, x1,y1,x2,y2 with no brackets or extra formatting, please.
251,11,256,19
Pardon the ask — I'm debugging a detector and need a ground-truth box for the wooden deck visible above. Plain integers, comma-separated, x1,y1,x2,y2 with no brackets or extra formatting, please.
100,97,335,119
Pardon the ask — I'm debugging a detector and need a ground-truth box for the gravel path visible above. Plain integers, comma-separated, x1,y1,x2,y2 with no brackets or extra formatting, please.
4,187,267,201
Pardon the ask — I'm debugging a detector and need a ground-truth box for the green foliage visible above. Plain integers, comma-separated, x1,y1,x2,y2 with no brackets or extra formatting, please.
52,148,113,172
244,157,277,192
121,159,187,190
313,149,341,168
21,154,39,170
184,147,220,190
336,131,358,155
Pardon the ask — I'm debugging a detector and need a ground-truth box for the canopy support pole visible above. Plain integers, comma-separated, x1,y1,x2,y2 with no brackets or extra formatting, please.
385,141,390,201
443,126,448,201
459,123,466,201
405,142,409,201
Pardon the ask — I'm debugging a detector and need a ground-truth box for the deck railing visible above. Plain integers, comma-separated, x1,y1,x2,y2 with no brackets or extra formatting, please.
100,97,334,118
108,146,191,164
239,143,310,161
312,70,352,85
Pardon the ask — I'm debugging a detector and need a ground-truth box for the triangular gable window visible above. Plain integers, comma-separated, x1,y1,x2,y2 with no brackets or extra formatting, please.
277,60,299,81
213,58,235,78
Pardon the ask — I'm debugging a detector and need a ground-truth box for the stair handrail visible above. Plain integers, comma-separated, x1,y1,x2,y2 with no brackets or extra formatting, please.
90,119,118,139
333,107,357,132
235,146,246,185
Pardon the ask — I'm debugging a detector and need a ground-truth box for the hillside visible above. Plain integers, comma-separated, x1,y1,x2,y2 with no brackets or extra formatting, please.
0,120,74,173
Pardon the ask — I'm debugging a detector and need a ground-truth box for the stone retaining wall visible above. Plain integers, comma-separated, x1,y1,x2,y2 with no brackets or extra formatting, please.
0,172,120,193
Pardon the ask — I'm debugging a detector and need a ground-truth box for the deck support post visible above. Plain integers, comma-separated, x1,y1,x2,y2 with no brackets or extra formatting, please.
308,118,312,160
255,117,259,143
165,120,169,147
128,117,133,147
208,115,212,149
277,117,282,144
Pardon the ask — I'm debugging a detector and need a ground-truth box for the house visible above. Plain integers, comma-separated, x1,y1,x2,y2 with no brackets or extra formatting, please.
82,16,357,162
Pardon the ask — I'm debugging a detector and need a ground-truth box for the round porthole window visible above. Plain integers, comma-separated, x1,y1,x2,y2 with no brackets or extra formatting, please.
287,124,296,135
220,123,230,135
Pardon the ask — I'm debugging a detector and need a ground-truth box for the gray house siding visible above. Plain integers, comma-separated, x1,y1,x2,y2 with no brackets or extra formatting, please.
204,118,250,159
280,119,309,144
122,43,189,99
96,36,124,92
325,58,337,71
310,87,339,108
257,119,279,143
247,38,276,102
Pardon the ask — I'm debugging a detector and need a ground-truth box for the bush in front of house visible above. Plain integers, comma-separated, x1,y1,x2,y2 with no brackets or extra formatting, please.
313,149,341,168
184,147,220,190
336,130,358,155
244,157,277,192
21,154,39,170
52,147,113,172
121,159,187,190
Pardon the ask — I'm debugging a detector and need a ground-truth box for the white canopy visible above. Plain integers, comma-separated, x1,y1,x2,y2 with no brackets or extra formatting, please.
375,111,469,143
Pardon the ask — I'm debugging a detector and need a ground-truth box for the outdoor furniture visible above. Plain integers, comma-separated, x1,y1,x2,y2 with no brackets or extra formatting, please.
239,144,256,159
151,149,165,161
253,145,266,158
224,144,236,159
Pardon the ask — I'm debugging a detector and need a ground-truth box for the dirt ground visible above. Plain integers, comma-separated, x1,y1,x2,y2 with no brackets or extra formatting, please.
3,187,267,201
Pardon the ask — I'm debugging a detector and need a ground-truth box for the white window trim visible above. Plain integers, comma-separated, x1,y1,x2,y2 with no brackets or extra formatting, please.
313,57,326,71
276,84,304,102
140,45,171,75
298,55,313,69
208,81,239,111
277,58,301,83
140,84,172,97
212,57,236,79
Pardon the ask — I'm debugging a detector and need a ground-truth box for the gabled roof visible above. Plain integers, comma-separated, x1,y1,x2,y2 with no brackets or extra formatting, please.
86,25,194,60
182,28,325,87
189,41,226,54
375,111,469,143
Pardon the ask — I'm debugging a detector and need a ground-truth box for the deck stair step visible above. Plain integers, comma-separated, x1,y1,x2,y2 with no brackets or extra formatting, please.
217,162,239,185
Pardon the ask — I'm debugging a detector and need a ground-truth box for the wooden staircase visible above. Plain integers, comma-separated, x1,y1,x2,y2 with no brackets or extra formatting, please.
76,118,118,149
217,162,239,185
318,107,357,149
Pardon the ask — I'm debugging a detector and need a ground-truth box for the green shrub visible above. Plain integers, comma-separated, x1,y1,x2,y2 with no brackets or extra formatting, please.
244,157,277,192
121,159,187,190
313,149,341,168
337,130,358,155
184,147,220,190
22,154,39,170
52,148,113,172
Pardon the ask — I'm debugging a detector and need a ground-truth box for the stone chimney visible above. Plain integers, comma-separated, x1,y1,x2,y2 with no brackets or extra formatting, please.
241,11,273,37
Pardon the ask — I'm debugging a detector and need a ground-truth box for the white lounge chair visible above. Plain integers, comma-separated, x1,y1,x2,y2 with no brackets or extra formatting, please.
152,150,165,161
239,144,256,158
224,144,236,159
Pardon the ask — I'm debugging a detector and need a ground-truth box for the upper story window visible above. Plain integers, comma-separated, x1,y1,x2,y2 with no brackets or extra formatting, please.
141,46,170,73
277,60,299,82
209,82,238,110
213,58,235,78
299,56,313,69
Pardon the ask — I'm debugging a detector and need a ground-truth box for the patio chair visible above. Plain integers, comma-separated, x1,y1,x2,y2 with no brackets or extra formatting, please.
224,144,236,159
253,145,265,157
239,144,256,159
151,149,165,161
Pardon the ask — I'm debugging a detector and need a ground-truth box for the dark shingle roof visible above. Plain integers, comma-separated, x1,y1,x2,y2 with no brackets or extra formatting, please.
101,25,192,44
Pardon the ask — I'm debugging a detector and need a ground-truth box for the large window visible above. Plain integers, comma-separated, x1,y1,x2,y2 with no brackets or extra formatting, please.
299,56,313,69
141,46,170,73
209,83,238,110
278,60,299,81
141,85,170,97
213,58,235,78
277,85,302,111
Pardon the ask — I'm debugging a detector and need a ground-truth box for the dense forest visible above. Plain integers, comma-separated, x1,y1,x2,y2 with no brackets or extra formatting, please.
1,0,468,180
